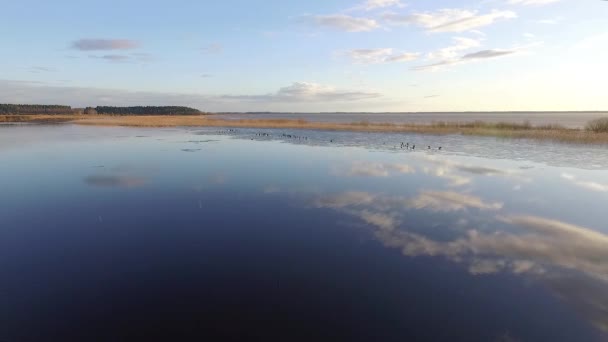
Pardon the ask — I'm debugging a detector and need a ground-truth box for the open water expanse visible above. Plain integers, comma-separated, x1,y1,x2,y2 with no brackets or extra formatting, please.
1,123,607,341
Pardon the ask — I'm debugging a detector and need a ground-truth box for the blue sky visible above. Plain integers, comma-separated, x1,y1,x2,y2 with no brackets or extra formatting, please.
1,0,607,112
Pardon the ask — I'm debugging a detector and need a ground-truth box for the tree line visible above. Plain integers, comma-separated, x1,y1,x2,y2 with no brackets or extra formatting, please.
0,104,72,114
1,104,202,116
93,106,201,115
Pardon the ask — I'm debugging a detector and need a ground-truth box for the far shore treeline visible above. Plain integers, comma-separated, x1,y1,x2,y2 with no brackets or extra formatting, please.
0,104,72,115
0,104,201,116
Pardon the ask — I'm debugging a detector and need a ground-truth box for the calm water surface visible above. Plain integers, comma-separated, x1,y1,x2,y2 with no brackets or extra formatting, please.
1,124,608,341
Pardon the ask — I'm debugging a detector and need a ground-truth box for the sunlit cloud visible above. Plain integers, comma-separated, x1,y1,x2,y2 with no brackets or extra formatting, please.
413,48,518,71
345,48,419,64
221,82,381,102
27,66,56,73
89,54,131,63
0,79,380,108
508,0,560,5
427,37,481,60
307,14,380,32
200,43,223,54
71,39,140,51
359,0,405,10
383,9,516,33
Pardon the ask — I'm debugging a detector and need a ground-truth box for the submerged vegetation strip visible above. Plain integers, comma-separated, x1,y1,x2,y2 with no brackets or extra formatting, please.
2,114,608,145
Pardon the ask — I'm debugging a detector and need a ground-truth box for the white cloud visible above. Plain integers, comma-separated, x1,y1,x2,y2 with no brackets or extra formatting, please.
536,18,560,24
358,0,405,10
200,43,223,54
309,14,380,32
347,48,393,64
427,37,481,60
222,82,381,102
413,48,518,71
345,48,419,64
383,9,516,33
508,0,560,5
0,80,380,110
71,39,140,51
386,52,420,62
27,66,57,73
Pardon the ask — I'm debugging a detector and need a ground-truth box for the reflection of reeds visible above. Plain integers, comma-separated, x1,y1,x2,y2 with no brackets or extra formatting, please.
3,114,608,144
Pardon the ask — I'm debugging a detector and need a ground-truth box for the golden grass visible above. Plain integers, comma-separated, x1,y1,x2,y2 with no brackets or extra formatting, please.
0,114,79,123
3,114,608,145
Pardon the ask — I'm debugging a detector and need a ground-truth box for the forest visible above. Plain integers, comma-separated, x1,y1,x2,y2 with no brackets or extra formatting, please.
93,106,201,115
0,104,202,116
0,104,72,114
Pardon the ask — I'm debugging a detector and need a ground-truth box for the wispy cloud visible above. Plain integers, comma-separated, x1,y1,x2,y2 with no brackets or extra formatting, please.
508,0,560,5
89,54,131,62
88,53,152,63
384,9,516,33
0,79,379,109
201,43,223,54
71,39,140,51
345,48,419,64
355,0,405,11
221,82,381,102
307,14,380,32
413,48,518,71
427,37,481,60
536,17,561,24
28,66,56,73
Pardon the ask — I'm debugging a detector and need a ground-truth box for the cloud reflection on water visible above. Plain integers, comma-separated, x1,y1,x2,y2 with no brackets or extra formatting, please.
311,187,608,281
84,175,146,188
305,186,608,332
562,173,608,193
335,161,416,177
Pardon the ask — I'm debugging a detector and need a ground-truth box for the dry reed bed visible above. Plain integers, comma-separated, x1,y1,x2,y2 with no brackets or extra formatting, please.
2,114,608,145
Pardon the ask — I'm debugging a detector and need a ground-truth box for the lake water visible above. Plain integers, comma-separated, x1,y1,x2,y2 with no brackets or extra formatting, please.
1,124,608,341
212,112,608,129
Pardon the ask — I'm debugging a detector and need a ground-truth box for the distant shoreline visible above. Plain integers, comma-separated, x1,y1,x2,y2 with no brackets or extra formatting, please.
2,114,608,145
